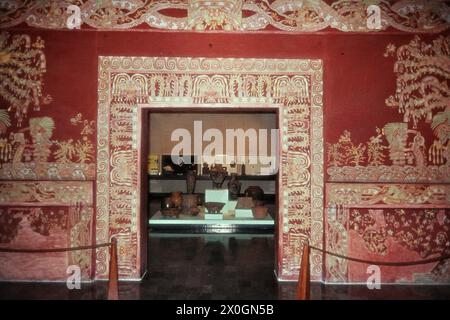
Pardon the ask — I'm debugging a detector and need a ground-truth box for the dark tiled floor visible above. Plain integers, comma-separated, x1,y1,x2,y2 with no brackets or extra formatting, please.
0,233,449,300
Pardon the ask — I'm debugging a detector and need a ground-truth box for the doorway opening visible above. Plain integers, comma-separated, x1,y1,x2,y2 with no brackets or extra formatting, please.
97,56,324,281
139,105,281,277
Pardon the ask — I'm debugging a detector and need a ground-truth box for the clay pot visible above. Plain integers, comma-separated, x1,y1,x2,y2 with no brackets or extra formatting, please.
244,186,264,201
252,206,268,219
161,197,173,209
170,191,183,208
186,170,196,194
197,193,204,206
227,173,241,200
188,207,200,216
253,199,265,207
210,166,227,189
182,194,199,215
202,163,210,175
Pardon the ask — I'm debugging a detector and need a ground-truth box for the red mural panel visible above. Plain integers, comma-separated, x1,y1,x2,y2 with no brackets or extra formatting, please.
0,206,93,281
347,208,450,283
3,30,442,167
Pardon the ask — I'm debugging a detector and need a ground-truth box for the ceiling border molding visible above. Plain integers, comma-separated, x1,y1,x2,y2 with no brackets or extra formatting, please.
0,0,448,33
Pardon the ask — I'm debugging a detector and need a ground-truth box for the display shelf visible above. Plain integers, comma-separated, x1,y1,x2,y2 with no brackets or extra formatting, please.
147,192,276,201
150,211,274,225
149,211,274,233
148,174,277,181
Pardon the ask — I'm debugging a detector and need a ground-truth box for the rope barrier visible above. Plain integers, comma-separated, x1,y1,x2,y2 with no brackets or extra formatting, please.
309,245,450,266
0,240,119,300
0,242,112,253
297,239,450,300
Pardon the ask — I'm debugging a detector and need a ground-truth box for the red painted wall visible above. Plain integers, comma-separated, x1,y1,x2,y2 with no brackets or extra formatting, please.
11,29,439,154
0,28,448,283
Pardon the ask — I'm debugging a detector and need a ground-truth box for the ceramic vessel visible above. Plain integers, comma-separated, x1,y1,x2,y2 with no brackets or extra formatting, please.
227,173,241,200
253,199,265,207
182,194,199,215
209,164,227,189
170,191,183,208
204,202,225,214
186,170,196,194
244,186,264,201
161,207,180,218
252,206,268,219
202,163,210,175
161,197,173,209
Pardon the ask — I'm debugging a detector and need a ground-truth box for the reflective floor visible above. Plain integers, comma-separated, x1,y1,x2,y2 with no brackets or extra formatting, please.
0,233,449,300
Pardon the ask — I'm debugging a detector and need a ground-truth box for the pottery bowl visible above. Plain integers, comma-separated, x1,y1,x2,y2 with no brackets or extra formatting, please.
204,202,225,214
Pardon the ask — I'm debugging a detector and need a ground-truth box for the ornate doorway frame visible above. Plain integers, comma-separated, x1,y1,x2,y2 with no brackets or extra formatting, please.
96,57,324,281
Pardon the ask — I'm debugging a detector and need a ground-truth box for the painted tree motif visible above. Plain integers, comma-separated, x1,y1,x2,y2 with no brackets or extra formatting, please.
327,130,366,166
327,36,449,171
385,36,449,127
0,32,51,126
385,36,449,165
367,127,386,166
